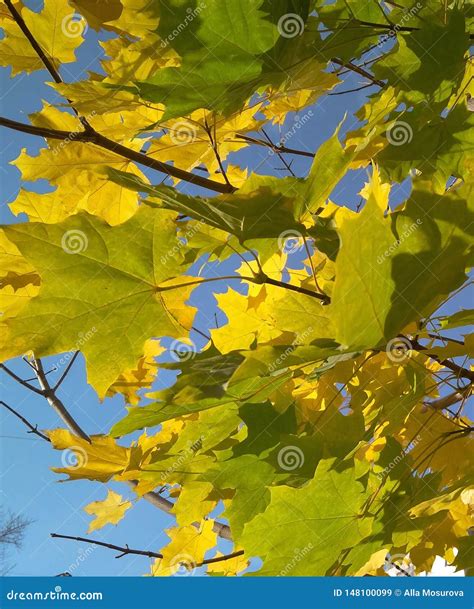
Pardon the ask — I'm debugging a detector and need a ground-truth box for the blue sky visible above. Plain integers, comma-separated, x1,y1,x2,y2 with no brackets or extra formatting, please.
1,3,472,577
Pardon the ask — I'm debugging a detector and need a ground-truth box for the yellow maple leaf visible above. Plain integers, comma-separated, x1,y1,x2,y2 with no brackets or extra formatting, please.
84,489,132,533
206,551,249,576
151,520,217,576
148,105,263,180
107,339,164,405
48,429,130,482
0,0,86,75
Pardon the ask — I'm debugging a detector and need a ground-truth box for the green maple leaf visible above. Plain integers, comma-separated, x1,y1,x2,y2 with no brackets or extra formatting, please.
240,459,372,575
107,168,306,241
374,10,468,109
2,206,197,396
330,180,473,350
137,0,280,119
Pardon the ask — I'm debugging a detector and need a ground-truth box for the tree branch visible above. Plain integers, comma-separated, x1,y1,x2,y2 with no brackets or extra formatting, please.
410,338,474,382
0,116,235,194
423,386,472,412
0,384,233,541
32,358,91,443
50,533,162,559
126,481,233,541
3,0,92,130
53,351,80,391
0,363,44,395
331,58,385,88
50,533,243,566
235,134,315,158
0,400,51,442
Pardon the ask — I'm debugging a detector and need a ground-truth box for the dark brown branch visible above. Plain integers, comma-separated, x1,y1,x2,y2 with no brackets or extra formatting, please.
4,0,61,85
263,275,330,304
50,533,244,566
328,83,374,96
235,134,315,159
331,58,385,88
50,533,162,559
410,338,474,382
0,116,235,194
0,400,51,442
427,333,465,346
3,0,92,130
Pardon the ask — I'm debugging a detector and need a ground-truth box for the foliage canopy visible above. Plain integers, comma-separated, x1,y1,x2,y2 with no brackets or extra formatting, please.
0,0,473,577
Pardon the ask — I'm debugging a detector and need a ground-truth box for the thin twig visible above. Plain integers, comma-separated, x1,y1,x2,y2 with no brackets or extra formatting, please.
0,363,44,395
410,338,474,382
50,534,162,559
50,533,243,566
53,351,80,391
0,400,51,442
331,58,385,88
235,134,315,158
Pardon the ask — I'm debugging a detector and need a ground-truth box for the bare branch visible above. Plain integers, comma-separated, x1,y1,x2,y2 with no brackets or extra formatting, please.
410,338,474,382
423,387,472,412
50,533,244,566
53,351,80,391
0,400,51,442
33,359,91,443
126,482,233,542
0,363,44,395
331,57,385,88
50,533,162,559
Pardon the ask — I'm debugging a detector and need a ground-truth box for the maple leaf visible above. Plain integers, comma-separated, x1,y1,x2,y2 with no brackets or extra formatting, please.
2,206,197,395
84,490,132,533
0,0,86,75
